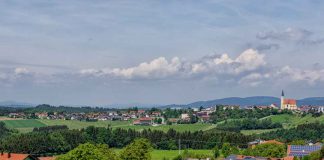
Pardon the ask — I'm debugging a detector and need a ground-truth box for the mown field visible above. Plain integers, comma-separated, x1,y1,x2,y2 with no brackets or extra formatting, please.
113,149,214,160
0,119,215,133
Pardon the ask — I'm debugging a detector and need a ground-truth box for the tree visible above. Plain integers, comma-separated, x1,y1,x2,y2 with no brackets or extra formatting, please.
213,146,220,158
221,143,238,158
57,143,118,160
251,143,286,158
120,138,153,160
290,140,306,145
0,122,10,138
309,151,321,160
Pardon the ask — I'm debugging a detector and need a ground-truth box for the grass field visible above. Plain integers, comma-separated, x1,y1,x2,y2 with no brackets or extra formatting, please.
1,114,322,134
0,119,215,133
241,128,278,135
240,114,324,135
114,149,213,160
266,114,324,128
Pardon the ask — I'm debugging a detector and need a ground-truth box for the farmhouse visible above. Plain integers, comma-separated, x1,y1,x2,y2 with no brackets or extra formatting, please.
133,117,153,125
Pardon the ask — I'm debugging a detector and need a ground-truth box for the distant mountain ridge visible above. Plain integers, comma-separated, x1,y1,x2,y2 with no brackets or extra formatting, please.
0,101,35,107
162,96,324,108
2,97,324,108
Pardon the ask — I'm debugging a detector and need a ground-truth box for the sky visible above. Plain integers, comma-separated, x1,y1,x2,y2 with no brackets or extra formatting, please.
1,0,324,106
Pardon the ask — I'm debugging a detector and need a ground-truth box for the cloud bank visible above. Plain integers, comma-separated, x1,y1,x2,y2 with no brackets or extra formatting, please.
1,48,324,89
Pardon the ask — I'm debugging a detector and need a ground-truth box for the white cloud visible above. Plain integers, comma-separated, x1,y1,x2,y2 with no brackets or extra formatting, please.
14,67,30,75
276,66,324,85
78,49,267,81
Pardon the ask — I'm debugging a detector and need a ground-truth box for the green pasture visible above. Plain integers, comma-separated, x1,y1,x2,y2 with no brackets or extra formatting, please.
0,119,215,133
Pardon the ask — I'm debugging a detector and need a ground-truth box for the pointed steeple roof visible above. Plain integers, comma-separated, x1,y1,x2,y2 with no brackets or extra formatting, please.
281,90,285,97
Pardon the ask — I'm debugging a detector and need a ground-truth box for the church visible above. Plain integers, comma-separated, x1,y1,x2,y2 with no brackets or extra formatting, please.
281,90,298,110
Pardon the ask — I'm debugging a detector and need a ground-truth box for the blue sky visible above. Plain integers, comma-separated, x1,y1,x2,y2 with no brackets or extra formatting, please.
0,0,324,106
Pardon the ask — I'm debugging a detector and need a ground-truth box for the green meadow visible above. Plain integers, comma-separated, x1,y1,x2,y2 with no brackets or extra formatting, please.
1,119,215,133
1,114,322,134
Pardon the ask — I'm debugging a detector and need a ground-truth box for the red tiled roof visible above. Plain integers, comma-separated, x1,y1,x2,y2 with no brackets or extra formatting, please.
283,99,296,105
283,156,294,160
0,153,30,160
261,140,284,145
139,117,152,121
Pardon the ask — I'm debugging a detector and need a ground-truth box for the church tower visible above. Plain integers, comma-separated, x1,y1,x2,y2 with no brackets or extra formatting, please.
281,90,285,109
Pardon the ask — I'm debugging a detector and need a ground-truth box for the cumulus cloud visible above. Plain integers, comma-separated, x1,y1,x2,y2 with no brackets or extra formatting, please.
79,49,266,80
275,66,324,85
1,49,324,88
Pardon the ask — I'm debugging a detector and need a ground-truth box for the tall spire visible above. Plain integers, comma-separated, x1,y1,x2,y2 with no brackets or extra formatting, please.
281,90,285,97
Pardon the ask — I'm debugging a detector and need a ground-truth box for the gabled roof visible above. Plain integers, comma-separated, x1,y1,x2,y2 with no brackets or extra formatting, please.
260,140,284,145
0,153,32,160
283,99,296,105
139,117,152,121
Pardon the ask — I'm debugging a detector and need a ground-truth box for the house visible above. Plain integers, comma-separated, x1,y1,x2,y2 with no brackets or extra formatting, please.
225,155,293,160
248,139,284,149
181,114,190,120
0,153,38,160
151,112,161,117
260,140,284,145
248,139,264,148
287,145,322,157
225,155,268,160
167,118,179,124
200,115,210,122
133,117,153,125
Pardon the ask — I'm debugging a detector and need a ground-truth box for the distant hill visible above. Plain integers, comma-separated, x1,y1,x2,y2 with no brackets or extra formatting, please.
297,97,324,106
162,96,324,108
0,101,35,107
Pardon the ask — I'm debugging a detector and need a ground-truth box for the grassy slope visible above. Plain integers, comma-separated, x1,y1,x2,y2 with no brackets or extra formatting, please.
241,114,324,135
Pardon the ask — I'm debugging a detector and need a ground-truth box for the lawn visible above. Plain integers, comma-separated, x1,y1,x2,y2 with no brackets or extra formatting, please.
114,149,213,160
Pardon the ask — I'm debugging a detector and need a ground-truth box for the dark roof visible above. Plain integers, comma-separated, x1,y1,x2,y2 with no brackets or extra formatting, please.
288,145,322,157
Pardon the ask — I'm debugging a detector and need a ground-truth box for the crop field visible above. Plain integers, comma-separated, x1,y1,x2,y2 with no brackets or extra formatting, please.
2,119,46,131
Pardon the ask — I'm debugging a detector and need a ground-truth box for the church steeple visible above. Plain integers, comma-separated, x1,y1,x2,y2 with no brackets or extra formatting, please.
281,90,285,110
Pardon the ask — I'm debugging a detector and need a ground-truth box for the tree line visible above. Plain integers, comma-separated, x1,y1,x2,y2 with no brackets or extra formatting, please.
215,118,283,132
0,125,253,156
